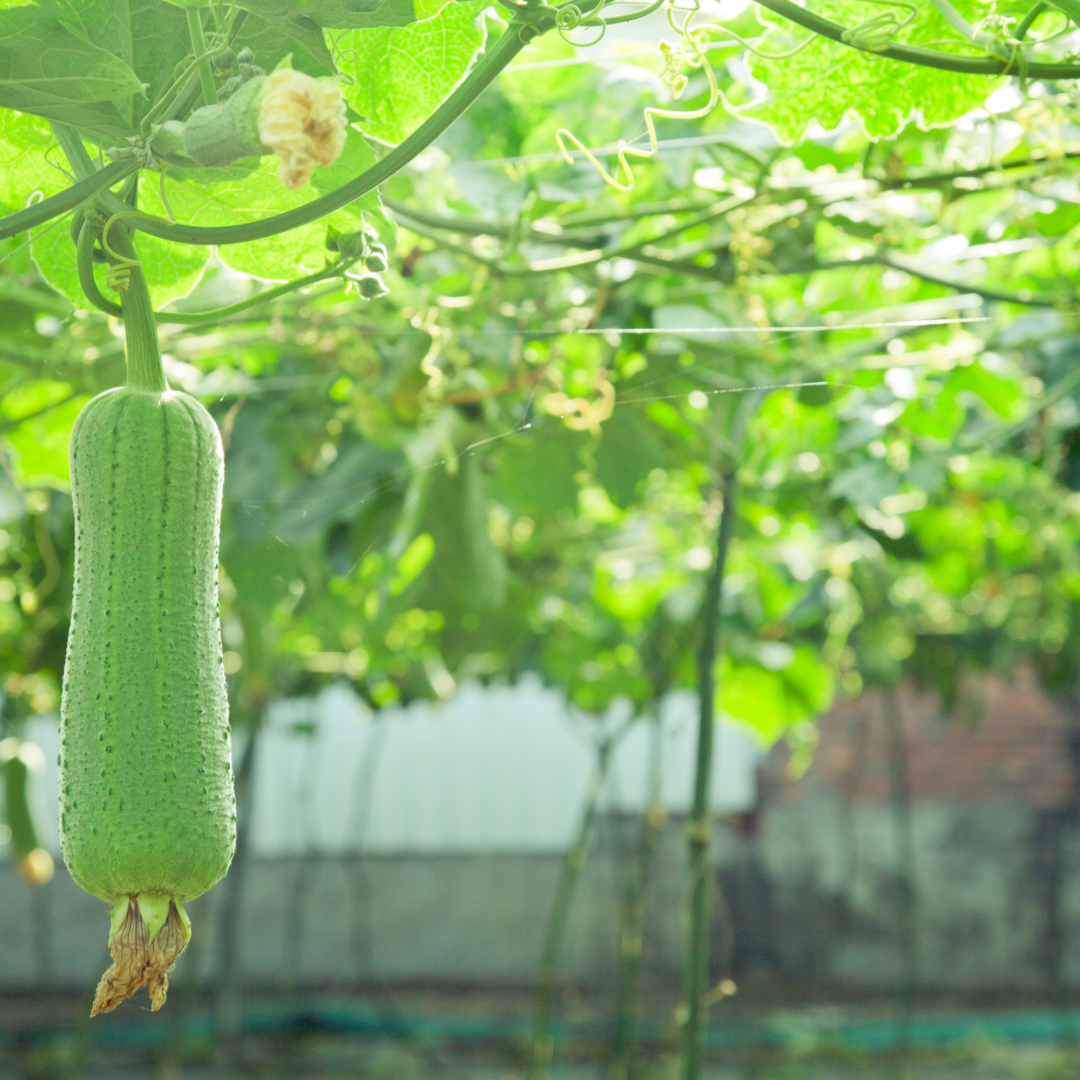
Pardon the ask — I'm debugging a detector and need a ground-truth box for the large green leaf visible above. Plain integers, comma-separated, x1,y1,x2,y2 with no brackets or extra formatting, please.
235,11,338,76
4,392,88,488
747,0,1001,141
48,0,190,127
335,0,486,144
0,5,143,115
234,0,452,31
0,110,66,214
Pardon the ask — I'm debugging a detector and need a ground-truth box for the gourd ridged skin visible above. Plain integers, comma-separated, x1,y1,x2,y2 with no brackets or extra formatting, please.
60,386,235,904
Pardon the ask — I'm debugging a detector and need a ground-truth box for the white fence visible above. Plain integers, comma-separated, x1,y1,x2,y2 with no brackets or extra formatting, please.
5,677,759,858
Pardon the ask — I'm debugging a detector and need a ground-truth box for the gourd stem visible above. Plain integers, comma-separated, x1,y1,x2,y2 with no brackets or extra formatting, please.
186,8,219,107
109,225,168,393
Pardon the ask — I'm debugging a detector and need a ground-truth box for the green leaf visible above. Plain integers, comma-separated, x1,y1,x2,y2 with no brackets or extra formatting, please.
747,0,1002,142
4,393,88,489
276,440,402,543
236,12,338,76
0,5,144,113
42,0,194,129
828,460,900,505
0,111,67,215
335,0,486,144
127,0,195,126
141,126,381,281
721,647,834,745
234,0,452,31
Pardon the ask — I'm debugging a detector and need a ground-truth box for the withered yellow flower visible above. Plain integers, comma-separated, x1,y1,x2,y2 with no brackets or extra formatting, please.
257,69,347,189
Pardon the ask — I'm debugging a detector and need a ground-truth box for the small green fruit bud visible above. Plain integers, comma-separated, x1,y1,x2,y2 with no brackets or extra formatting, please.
183,76,269,167
365,249,389,274
359,275,388,300
148,121,192,166
212,47,236,69
237,46,255,65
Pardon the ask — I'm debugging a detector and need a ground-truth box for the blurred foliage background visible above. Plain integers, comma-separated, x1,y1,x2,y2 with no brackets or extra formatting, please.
5,1,1080,1077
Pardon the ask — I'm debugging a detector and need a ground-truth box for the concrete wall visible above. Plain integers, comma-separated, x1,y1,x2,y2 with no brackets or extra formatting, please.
1,799,1076,993
3,677,1079,995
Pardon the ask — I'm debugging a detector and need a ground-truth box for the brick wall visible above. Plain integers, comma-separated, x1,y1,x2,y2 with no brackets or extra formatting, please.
767,676,1079,808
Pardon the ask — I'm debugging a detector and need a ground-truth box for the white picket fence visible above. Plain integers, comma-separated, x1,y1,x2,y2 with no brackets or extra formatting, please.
6,677,759,858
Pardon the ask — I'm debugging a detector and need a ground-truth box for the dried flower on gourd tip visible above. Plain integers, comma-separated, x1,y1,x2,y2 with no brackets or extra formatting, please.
256,69,347,190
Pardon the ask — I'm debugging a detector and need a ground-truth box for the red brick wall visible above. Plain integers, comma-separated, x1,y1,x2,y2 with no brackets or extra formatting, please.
765,677,1078,808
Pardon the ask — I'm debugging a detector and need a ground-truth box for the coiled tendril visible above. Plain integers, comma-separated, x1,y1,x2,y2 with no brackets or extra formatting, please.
554,6,720,193
839,0,917,51
326,30,359,88
555,0,608,46
100,210,176,294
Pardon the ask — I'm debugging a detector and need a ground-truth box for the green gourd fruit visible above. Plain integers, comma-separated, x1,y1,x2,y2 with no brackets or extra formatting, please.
0,737,54,886
60,223,235,1015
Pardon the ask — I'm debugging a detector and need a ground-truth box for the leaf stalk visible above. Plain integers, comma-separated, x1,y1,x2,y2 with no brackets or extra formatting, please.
186,8,220,108
754,0,1080,75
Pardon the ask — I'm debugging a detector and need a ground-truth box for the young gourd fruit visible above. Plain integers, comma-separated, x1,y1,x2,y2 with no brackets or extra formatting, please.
151,58,347,191
0,737,55,886
60,225,235,1015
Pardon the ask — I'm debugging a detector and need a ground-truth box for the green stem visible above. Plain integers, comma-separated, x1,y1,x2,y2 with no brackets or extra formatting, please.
389,192,749,256
50,123,99,184
53,131,164,390
530,728,626,1080
0,159,135,242
77,219,357,324
160,10,248,127
882,147,1080,190
108,225,168,392
882,688,919,1068
155,265,355,324
680,465,737,1080
92,21,550,247
186,7,219,107
608,712,665,1080
754,0,1080,75
877,250,1061,307
1015,1,1047,38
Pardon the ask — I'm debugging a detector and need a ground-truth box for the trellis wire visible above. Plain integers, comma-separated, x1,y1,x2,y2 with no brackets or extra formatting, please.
217,303,1022,545
572,315,996,334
